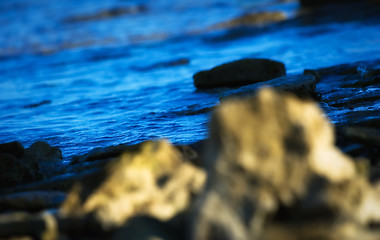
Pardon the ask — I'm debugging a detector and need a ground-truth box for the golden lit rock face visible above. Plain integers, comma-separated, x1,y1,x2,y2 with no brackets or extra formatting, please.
60,140,206,230
192,88,380,240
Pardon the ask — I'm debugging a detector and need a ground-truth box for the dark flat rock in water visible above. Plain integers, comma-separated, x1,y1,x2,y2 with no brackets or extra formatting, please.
193,58,286,89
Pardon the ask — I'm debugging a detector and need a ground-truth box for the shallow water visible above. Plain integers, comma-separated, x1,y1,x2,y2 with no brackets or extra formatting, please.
1,0,380,159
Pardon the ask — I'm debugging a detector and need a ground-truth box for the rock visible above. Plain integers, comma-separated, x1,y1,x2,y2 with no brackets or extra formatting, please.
0,191,66,213
191,88,380,240
341,127,380,148
0,154,42,190
59,140,206,231
0,211,57,240
193,58,286,89
26,141,62,163
212,11,286,29
0,141,25,159
220,73,318,101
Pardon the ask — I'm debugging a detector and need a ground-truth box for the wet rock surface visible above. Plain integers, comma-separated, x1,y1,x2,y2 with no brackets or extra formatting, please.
193,58,286,89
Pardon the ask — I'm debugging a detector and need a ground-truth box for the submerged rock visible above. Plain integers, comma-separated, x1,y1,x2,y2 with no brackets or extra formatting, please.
191,88,380,240
193,58,286,89
60,140,206,231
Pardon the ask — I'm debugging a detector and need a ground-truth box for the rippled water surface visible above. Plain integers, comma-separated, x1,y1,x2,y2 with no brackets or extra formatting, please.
1,0,380,158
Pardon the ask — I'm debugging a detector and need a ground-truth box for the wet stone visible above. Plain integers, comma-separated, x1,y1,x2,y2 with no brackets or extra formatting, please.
193,58,286,89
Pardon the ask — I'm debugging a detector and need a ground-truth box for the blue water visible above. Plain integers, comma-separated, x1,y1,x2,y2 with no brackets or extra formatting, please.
1,0,380,159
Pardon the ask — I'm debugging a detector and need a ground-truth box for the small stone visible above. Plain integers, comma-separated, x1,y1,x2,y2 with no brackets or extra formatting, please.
193,58,286,89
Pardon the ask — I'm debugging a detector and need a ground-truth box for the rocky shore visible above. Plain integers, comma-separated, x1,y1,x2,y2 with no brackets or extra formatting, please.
1,0,380,239
1,56,379,239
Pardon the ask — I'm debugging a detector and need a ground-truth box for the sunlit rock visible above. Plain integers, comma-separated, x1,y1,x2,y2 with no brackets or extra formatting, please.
212,11,286,29
191,88,380,240
193,58,286,89
60,140,206,230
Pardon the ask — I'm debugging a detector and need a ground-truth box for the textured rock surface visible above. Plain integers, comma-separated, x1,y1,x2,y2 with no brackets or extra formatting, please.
191,88,380,240
193,58,286,89
60,140,206,230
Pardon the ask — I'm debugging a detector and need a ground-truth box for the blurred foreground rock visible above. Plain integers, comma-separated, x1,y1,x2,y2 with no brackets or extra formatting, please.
193,58,286,89
59,140,206,232
191,88,380,240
